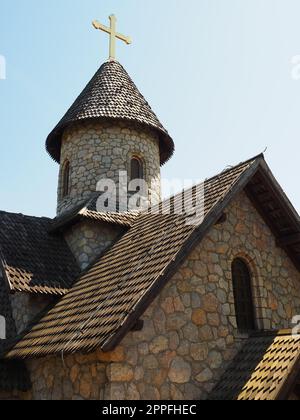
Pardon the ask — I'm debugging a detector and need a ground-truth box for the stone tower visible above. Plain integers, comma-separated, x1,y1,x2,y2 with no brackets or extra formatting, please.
46,60,174,216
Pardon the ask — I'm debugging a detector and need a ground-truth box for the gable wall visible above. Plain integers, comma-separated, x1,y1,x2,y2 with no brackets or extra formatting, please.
4,189,300,400
100,189,300,400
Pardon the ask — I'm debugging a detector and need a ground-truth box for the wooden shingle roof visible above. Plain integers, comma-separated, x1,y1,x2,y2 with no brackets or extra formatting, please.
210,331,300,400
4,157,260,359
4,154,300,360
0,212,80,295
50,194,139,234
46,60,174,166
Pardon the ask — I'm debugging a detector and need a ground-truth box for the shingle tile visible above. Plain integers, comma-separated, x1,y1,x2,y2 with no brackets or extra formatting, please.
46,61,174,165
5,158,257,358
0,212,80,295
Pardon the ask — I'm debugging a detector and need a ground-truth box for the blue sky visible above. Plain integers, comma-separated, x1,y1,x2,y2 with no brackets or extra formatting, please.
1,0,300,217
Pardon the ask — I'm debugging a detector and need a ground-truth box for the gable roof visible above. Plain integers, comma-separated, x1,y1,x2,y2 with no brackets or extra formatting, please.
4,154,300,359
209,331,300,400
46,60,174,166
0,211,80,295
4,156,261,358
50,194,139,234
245,164,300,271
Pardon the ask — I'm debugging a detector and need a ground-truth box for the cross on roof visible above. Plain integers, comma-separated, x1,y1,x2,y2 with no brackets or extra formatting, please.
92,15,132,61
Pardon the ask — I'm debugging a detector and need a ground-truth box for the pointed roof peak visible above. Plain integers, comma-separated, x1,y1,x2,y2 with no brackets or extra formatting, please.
46,60,174,165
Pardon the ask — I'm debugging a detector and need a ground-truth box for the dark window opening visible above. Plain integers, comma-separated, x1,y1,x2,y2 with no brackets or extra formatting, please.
62,160,70,198
232,258,256,332
130,157,144,181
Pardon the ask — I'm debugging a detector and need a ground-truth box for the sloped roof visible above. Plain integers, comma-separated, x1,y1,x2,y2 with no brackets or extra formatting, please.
5,154,300,359
0,211,79,295
50,194,139,233
5,156,261,359
46,60,174,166
209,331,300,400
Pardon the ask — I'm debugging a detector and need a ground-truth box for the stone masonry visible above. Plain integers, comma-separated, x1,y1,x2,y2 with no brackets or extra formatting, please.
57,121,161,215
9,293,54,336
64,220,124,270
5,190,300,400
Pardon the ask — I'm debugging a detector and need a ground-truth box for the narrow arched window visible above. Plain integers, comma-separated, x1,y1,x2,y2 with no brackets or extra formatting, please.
232,258,256,332
62,160,70,198
130,157,144,181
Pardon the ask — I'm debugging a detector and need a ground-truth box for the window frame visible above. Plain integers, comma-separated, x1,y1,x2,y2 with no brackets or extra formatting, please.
231,257,256,333
130,156,144,182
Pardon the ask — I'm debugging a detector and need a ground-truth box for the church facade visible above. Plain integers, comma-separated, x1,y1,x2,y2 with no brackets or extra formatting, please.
1,19,300,401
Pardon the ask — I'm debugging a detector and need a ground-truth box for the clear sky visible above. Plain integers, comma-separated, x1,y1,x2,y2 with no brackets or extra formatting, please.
1,0,300,217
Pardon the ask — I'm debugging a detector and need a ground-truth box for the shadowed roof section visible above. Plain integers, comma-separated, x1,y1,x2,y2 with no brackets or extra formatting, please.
46,60,174,166
209,331,300,400
5,156,263,359
0,212,80,295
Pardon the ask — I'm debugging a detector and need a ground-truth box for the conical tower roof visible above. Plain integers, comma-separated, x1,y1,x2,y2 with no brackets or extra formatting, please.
46,60,174,165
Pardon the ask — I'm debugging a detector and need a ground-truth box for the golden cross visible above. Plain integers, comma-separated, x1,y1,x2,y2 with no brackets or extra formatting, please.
92,15,132,61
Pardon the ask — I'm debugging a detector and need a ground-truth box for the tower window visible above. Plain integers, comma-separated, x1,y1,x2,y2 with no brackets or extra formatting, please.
232,258,256,332
62,160,70,198
130,156,144,181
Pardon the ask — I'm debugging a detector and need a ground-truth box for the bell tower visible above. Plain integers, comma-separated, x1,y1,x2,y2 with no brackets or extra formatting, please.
45,16,174,216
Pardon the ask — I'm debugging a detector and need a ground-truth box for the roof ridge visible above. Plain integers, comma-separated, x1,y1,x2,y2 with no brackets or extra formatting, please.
205,153,264,184
0,210,51,221
5,154,258,359
151,153,264,212
6,154,300,361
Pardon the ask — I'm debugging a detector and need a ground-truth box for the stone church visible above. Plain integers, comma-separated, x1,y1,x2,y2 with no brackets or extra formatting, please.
1,16,300,401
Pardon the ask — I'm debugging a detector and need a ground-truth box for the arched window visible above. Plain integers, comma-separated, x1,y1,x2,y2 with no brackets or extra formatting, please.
62,160,70,198
130,157,144,181
232,258,256,332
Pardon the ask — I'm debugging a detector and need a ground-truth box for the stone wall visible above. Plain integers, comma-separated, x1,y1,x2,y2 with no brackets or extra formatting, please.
5,190,300,400
64,220,124,270
102,190,300,400
20,352,108,400
9,293,53,335
0,275,52,400
57,121,161,215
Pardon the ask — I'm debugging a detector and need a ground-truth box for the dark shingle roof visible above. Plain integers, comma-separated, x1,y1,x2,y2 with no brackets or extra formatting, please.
5,156,261,359
46,60,174,165
209,331,300,400
0,212,80,295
